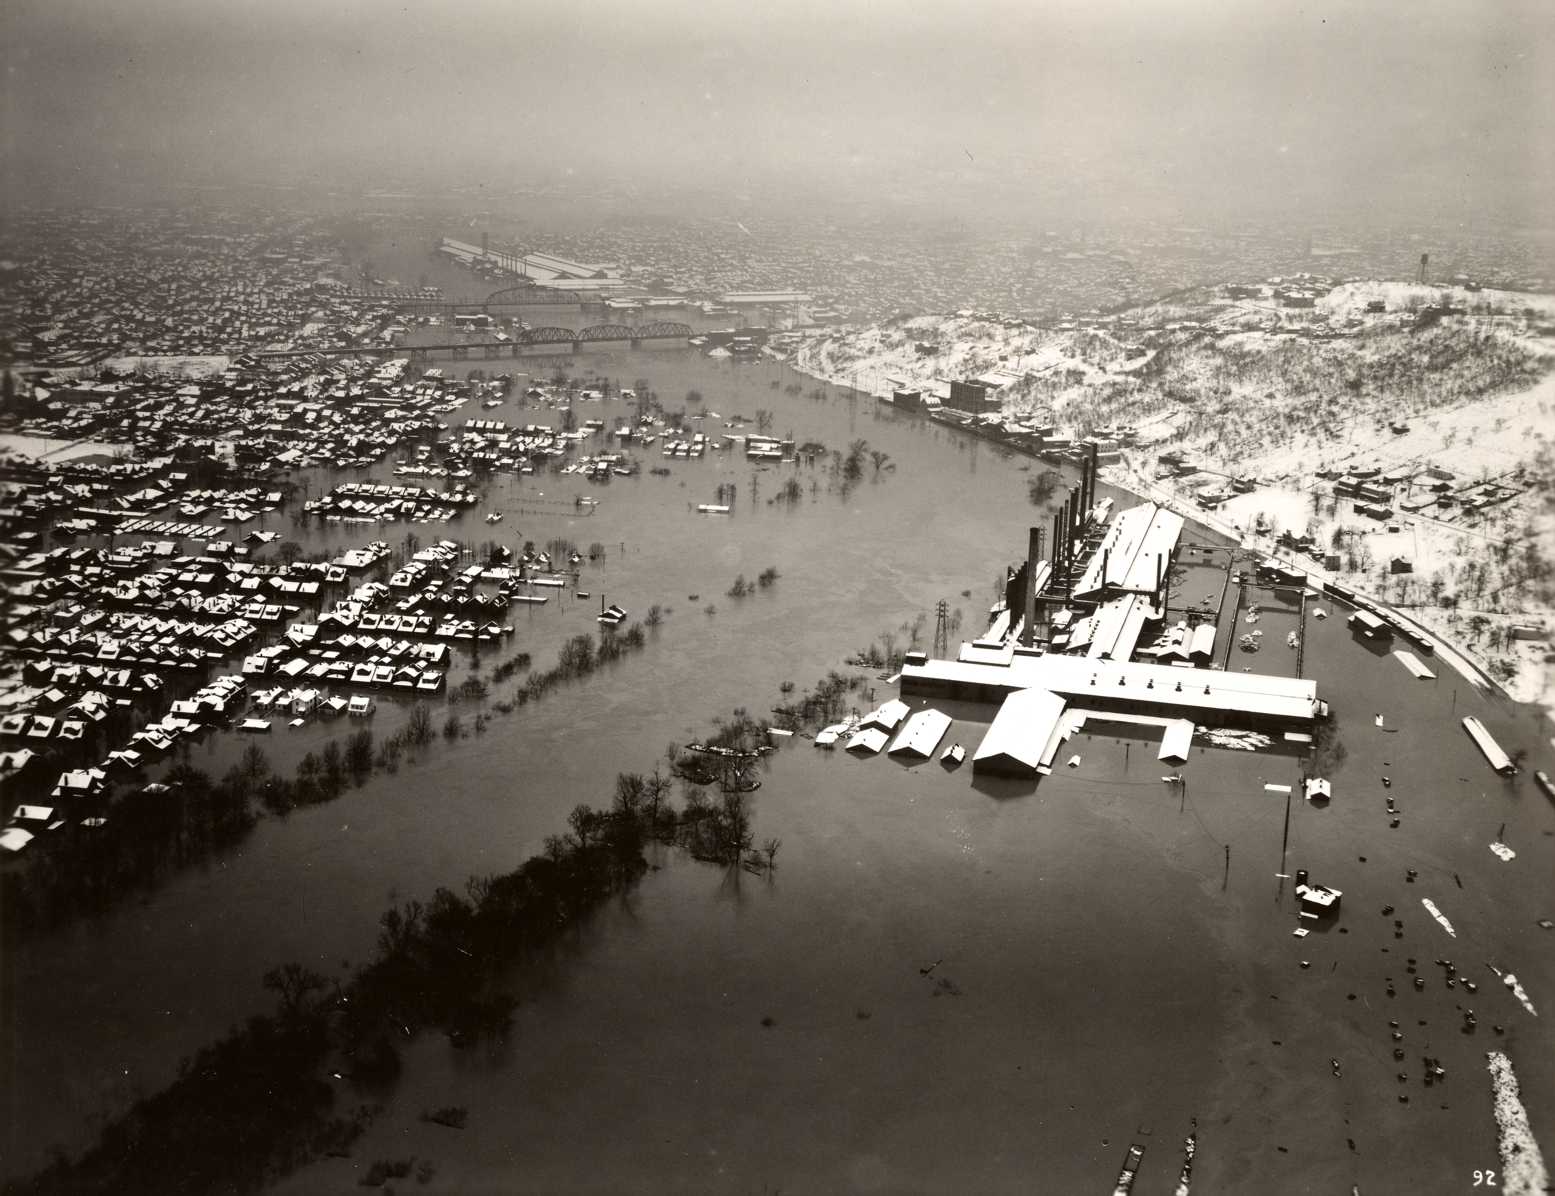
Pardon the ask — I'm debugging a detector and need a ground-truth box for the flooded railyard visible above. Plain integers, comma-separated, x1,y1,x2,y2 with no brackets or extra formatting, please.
3,339,1553,1195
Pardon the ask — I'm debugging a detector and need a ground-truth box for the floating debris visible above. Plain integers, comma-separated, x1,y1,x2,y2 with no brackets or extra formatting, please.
1173,1127,1197,1196
1486,1052,1550,1195
1202,728,1273,752
1490,842,1517,862
1422,898,1456,937
1487,965,1540,1018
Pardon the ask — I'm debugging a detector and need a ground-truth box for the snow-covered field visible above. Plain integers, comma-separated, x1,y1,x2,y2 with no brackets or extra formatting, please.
0,434,132,463
789,279,1555,714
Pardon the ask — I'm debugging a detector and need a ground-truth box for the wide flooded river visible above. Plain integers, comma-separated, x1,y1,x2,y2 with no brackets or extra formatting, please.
6,331,1553,1193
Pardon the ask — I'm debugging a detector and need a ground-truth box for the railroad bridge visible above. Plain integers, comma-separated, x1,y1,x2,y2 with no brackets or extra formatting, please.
253,322,692,362
346,284,627,313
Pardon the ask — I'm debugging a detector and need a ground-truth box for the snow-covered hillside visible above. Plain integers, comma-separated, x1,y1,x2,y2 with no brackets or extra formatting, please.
788,280,1555,711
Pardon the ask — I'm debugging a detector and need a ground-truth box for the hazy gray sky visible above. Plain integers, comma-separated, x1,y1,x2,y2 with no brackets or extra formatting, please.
5,0,1552,225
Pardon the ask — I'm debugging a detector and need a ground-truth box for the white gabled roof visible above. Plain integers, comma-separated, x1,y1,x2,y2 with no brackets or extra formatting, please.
1158,718,1194,763
845,727,890,755
972,688,1068,776
860,699,910,732
887,708,951,759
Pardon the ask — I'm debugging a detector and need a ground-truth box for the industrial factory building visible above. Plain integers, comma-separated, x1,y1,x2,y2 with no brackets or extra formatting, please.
899,449,1324,777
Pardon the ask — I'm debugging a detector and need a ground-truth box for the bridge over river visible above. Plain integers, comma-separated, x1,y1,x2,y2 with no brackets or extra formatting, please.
346,283,693,317
253,322,693,362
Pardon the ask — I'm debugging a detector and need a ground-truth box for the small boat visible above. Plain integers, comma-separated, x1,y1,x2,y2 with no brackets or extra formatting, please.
941,743,965,766
484,512,503,523
1537,770,1555,803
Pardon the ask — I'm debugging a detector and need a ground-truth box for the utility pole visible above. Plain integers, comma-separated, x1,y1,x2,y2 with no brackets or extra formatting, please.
1280,777,1294,875
933,600,950,659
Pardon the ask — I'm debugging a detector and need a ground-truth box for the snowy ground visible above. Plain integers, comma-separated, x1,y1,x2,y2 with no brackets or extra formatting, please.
788,278,1555,717
0,434,133,463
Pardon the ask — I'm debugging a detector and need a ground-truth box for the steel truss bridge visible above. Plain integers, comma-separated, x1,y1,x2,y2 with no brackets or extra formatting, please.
348,287,586,310
252,322,693,362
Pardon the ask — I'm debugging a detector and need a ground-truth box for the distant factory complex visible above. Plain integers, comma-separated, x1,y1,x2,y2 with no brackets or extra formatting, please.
435,237,812,312
438,238,626,293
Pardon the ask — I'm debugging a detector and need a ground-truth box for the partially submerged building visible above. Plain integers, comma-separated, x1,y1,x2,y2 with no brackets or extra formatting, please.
902,481,1323,778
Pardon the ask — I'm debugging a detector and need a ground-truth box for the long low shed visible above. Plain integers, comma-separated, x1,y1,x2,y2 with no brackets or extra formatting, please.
902,652,1320,726
1072,503,1184,601
1462,716,1515,774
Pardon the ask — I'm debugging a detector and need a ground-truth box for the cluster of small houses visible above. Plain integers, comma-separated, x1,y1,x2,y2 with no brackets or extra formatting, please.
2,209,353,368
0,522,597,853
1149,450,1523,535
4,356,494,481
303,482,480,525
811,699,962,764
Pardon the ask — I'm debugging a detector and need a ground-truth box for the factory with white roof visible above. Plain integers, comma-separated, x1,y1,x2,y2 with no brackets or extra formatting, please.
896,448,1324,777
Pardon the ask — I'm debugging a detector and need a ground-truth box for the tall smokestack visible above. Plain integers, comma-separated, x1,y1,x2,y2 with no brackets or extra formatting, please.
1023,527,1043,646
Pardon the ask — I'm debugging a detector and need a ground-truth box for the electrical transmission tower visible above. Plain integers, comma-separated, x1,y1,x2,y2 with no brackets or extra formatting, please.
933,599,950,658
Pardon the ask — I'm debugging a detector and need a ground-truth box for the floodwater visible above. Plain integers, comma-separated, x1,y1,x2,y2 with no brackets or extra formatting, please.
5,339,1554,1193
2,347,1088,1176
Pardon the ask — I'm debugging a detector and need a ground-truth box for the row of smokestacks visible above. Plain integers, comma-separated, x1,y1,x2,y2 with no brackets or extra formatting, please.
1017,445,1100,647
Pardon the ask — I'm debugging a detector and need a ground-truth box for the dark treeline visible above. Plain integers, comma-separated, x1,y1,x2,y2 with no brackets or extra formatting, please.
770,669,867,730
8,690,778,1195
1,626,650,943
2,664,847,1193
6,795,654,1196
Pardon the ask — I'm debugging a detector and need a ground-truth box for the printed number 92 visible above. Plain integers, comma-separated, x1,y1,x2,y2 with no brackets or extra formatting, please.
1472,1170,1498,1187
